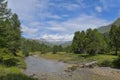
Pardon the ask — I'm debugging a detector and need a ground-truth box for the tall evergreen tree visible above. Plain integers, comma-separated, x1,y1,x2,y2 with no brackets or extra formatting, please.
7,14,21,56
72,31,80,53
86,29,107,55
0,0,21,56
72,31,86,54
109,25,120,55
0,0,11,19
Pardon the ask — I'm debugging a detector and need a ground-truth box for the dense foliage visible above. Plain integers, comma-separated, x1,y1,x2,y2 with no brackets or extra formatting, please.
109,25,120,55
52,45,63,54
72,29,107,55
0,0,21,56
21,38,51,55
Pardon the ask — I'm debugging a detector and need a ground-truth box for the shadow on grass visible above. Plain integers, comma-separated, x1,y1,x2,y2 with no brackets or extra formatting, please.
0,73,37,80
4,58,19,67
78,54,92,58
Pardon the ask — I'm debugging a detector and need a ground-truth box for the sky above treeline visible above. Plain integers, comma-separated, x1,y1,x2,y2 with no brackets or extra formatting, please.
8,0,120,41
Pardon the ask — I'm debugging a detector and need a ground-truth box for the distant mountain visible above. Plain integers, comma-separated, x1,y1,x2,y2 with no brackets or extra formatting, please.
36,38,72,47
98,18,120,33
60,41,72,47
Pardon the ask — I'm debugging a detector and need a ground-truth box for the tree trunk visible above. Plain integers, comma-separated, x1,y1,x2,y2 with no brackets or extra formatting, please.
115,47,118,56
13,52,17,56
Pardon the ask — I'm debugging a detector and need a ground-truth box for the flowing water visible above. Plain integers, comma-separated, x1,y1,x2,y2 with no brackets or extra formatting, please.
24,56,113,80
24,56,67,75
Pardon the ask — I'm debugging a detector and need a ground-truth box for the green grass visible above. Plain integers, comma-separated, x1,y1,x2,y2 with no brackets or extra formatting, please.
15,56,26,69
38,52,117,67
0,66,37,80
39,52,77,61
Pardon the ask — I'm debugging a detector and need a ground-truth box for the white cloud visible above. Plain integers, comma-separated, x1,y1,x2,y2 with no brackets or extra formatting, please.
39,13,62,19
99,0,120,10
21,25,38,35
47,15,111,34
29,21,41,27
48,15,62,19
7,0,113,41
41,34,74,41
61,3,80,11
95,6,102,12
7,0,39,21
38,15,111,41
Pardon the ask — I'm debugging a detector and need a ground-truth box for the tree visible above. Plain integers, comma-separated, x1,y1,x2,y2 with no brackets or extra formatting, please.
86,29,107,55
52,45,58,54
0,0,21,56
8,14,21,56
72,31,86,54
64,45,72,53
72,29,107,55
0,0,11,20
109,25,120,55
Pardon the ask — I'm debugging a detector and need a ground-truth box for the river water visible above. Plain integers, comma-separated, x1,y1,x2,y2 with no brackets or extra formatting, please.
24,56,113,80
24,56,67,75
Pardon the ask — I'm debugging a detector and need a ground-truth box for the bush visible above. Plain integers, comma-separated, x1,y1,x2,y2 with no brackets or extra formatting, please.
0,48,19,66
0,66,37,80
99,60,112,67
22,49,29,56
113,55,120,68
0,73,37,80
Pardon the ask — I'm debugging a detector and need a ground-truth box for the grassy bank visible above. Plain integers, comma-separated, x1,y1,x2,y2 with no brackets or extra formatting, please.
0,66,37,80
0,51,37,80
38,52,117,67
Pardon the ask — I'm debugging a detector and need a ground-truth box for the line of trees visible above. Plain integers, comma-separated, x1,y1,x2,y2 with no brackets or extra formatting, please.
21,38,51,55
72,29,107,55
71,25,120,56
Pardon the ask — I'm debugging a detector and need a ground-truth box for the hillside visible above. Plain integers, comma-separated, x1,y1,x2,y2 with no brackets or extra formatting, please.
98,18,120,33
36,38,72,47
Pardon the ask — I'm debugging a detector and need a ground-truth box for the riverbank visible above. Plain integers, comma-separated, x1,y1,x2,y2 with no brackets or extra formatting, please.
34,52,117,66
24,55,120,80
0,66,37,80
0,52,37,80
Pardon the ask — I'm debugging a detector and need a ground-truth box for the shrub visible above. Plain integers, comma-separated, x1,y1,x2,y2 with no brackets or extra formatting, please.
99,60,112,67
0,48,18,66
0,73,37,80
113,54,120,68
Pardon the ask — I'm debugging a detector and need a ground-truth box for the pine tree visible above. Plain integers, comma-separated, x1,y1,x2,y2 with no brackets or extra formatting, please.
86,29,107,55
109,25,120,55
8,14,21,56
0,0,11,19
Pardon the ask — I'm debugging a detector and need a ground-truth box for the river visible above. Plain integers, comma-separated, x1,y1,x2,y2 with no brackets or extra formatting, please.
24,56,67,75
24,56,114,80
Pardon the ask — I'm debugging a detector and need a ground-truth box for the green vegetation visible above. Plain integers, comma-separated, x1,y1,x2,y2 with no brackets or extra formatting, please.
109,25,120,55
52,45,63,54
21,38,51,55
39,52,117,66
113,54,120,68
0,66,37,80
72,29,107,55
38,24,120,68
0,0,37,79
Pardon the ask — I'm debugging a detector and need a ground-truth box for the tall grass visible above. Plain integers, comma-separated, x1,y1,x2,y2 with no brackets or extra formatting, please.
0,66,37,80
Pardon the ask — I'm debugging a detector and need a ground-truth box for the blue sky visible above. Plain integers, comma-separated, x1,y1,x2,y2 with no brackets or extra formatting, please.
7,0,120,41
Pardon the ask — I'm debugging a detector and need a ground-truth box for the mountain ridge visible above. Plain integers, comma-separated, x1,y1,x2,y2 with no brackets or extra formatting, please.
97,18,120,33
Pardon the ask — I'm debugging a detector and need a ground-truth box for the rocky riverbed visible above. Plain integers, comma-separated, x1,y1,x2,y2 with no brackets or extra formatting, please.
24,56,120,80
